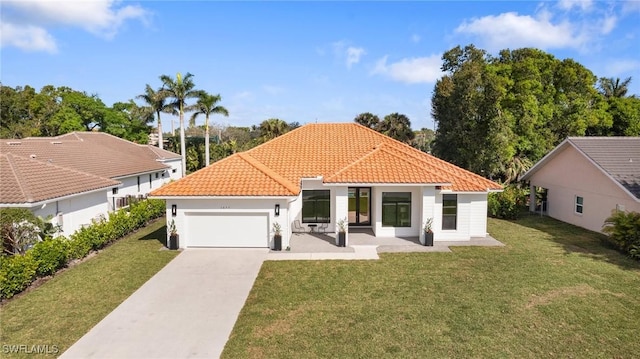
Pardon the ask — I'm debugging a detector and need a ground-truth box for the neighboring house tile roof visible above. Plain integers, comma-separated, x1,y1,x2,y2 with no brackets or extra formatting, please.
1,132,180,205
0,153,119,204
522,136,640,200
151,123,502,197
1,132,170,179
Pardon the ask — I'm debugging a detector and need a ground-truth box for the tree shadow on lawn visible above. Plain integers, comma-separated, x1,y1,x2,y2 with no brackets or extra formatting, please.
139,225,168,248
513,213,640,271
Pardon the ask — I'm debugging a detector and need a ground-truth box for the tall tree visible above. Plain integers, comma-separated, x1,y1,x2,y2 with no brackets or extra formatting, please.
259,118,289,140
377,113,415,144
190,92,229,166
598,77,632,98
354,112,380,129
137,84,175,149
160,72,200,176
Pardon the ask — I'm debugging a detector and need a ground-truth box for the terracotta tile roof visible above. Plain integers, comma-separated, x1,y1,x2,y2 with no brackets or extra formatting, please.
1,132,171,178
151,123,502,197
0,153,119,204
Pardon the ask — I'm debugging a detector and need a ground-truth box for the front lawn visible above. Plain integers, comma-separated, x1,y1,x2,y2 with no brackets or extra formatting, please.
223,215,640,358
0,219,178,358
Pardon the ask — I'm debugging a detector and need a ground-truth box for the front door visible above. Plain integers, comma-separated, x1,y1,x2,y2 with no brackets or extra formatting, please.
348,187,371,226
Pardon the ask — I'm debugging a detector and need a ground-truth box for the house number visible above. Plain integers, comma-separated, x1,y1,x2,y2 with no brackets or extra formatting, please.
221,205,230,209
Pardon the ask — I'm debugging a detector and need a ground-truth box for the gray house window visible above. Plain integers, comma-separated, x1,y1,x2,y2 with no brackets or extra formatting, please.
382,192,411,227
442,194,457,230
302,190,330,223
575,196,584,214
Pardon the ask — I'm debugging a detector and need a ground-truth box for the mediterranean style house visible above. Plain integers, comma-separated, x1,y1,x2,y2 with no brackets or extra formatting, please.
522,137,640,233
150,123,502,249
0,132,182,234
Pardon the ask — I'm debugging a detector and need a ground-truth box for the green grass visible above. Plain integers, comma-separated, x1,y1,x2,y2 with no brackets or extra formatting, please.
0,219,178,358
223,214,640,358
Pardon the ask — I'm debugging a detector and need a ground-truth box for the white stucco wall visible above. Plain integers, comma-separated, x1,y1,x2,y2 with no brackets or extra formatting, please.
292,179,338,233
528,145,640,233
32,190,109,235
166,198,291,249
162,158,183,182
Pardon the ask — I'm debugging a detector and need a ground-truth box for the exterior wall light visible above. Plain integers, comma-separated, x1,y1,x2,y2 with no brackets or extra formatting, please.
275,204,280,217
171,204,177,217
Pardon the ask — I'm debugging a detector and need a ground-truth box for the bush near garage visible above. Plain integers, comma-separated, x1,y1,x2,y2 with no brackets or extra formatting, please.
0,199,166,300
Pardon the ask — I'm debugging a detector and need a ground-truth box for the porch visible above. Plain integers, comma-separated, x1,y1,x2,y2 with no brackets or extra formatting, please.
269,227,504,259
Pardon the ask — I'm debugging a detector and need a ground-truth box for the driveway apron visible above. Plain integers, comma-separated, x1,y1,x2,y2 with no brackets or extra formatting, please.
60,248,268,359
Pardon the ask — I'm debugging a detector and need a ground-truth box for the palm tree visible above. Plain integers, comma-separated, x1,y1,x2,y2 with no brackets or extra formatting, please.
378,113,415,144
136,84,176,149
354,112,380,129
259,118,289,140
159,72,200,176
190,92,229,166
598,77,632,98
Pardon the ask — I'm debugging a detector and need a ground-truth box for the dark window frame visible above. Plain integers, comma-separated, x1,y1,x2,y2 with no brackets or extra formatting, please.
302,190,331,223
442,194,458,230
381,192,412,227
575,196,584,214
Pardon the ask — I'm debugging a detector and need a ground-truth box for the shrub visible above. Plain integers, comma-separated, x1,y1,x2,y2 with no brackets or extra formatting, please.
0,252,38,300
0,208,45,255
488,185,527,220
603,210,640,260
30,238,69,276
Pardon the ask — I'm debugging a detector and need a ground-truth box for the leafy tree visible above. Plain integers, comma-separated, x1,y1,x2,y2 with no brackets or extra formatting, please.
607,96,640,136
189,92,229,166
259,118,289,140
106,101,154,143
354,112,380,129
137,84,176,149
377,113,415,144
432,45,614,181
160,72,200,176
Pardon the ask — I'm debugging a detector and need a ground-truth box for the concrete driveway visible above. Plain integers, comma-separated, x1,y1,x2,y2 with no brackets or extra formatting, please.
60,248,268,359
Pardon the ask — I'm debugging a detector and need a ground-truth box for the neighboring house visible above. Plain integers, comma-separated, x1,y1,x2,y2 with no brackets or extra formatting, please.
521,137,640,233
0,132,182,235
150,123,502,249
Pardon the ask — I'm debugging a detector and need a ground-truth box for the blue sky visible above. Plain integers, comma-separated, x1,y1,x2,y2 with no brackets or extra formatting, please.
2,1,639,131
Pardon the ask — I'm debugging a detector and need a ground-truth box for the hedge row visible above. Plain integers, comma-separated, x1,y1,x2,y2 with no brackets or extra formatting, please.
603,210,640,261
488,185,528,220
0,199,165,300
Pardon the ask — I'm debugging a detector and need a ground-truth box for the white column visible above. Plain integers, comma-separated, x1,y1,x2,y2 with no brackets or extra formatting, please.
335,186,349,245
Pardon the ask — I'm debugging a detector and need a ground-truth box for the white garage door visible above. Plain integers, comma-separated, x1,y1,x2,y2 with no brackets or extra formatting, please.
186,212,269,247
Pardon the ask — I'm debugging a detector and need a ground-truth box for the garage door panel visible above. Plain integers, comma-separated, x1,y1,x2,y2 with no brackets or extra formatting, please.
186,213,268,247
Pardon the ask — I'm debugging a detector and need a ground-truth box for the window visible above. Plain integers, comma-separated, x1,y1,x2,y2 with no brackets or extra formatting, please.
575,196,584,214
112,187,118,195
172,169,177,173
442,194,457,230
302,190,330,223
155,172,159,179
149,174,153,188
137,176,140,192
382,192,411,227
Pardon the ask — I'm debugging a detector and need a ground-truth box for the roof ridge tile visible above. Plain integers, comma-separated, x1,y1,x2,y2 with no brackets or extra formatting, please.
237,152,299,194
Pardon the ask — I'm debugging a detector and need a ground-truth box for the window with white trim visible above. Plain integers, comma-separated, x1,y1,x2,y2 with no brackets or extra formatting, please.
575,196,584,214
442,194,457,230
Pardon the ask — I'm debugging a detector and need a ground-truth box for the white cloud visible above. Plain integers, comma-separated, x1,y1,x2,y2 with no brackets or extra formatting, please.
371,55,443,84
600,15,617,35
1,0,149,52
606,59,640,76
411,34,421,43
455,12,584,51
0,22,57,53
622,0,640,14
346,46,366,68
557,0,593,12
331,40,366,68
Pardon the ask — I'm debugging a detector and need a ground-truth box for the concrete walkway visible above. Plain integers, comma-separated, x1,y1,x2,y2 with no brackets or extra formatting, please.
60,248,268,359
